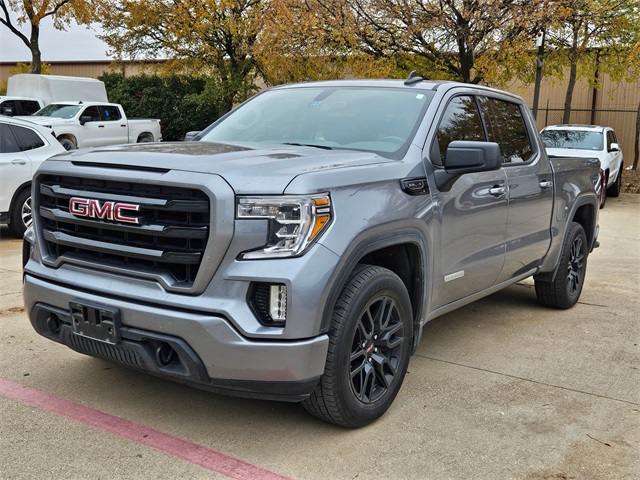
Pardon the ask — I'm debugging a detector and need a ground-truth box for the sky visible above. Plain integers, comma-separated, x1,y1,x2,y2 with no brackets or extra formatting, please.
0,15,112,63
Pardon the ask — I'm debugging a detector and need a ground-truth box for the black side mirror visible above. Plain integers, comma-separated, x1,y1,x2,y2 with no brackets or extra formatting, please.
434,141,502,190
80,115,93,126
445,141,502,173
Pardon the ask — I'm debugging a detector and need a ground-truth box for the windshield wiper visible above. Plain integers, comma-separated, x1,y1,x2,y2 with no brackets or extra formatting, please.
282,142,333,150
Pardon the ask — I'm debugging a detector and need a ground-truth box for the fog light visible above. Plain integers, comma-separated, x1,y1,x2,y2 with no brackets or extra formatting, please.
250,283,288,326
269,285,287,322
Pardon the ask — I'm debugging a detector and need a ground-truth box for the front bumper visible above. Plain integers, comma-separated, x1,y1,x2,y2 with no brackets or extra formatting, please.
23,274,329,401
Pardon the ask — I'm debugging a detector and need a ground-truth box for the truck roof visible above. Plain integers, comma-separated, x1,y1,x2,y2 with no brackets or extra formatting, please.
270,78,526,102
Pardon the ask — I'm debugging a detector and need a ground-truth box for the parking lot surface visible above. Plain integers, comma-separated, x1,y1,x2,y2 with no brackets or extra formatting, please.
1,194,638,480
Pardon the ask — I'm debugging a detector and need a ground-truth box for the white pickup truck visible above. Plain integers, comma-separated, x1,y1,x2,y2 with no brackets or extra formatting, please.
18,101,162,150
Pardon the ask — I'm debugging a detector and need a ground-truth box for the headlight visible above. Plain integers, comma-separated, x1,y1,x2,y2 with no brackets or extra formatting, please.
237,194,332,259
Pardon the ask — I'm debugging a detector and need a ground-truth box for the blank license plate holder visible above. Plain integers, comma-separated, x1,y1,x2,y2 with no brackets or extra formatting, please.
69,300,121,345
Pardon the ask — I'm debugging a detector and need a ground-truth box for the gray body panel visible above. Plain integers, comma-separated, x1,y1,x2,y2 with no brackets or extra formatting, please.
23,80,599,400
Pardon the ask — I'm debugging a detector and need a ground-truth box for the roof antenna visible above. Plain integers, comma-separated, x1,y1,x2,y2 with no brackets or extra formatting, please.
404,71,423,86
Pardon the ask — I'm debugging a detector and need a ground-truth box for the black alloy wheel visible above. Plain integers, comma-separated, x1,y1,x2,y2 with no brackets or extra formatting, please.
303,265,413,428
535,221,588,309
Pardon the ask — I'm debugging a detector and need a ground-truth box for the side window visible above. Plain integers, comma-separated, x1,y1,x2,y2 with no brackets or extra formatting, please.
101,105,122,121
434,95,485,165
0,123,21,153
82,106,101,122
11,124,45,151
21,101,41,116
480,98,533,164
606,131,615,150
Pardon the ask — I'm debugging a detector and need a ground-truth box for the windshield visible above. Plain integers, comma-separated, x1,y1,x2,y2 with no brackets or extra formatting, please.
35,104,82,119
541,129,603,151
198,87,434,156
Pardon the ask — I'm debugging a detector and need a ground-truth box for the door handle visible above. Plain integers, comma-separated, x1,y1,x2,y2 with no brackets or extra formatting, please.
489,185,507,197
98,125,105,128
120,125,127,128
11,159,27,165
539,180,552,189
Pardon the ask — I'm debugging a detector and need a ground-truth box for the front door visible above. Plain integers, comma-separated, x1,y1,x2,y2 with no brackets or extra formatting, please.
427,94,508,309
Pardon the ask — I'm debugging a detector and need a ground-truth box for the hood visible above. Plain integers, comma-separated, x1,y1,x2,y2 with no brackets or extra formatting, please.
14,115,68,126
545,147,604,161
47,141,395,193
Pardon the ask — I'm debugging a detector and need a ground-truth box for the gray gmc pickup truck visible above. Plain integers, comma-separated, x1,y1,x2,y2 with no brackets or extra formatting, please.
23,77,600,428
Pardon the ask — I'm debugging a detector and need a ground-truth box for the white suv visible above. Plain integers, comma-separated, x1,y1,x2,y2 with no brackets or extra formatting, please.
541,124,624,204
1,116,66,236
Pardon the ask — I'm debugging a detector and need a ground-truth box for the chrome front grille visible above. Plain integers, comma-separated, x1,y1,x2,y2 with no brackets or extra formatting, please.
37,175,210,288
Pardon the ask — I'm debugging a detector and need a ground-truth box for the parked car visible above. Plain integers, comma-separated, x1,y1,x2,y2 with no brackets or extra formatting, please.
0,96,44,117
0,116,65,236
541,124,623,207
17,101,162,150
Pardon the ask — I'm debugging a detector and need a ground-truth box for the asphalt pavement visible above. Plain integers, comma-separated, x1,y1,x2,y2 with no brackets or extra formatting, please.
0,194,638,480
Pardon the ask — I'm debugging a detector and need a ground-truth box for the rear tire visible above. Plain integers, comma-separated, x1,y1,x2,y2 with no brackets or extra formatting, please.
303,265,413,428
535,222,587,309
8,187,32,237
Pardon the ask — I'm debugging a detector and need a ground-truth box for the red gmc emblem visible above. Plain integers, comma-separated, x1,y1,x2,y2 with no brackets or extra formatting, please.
69,197,141,224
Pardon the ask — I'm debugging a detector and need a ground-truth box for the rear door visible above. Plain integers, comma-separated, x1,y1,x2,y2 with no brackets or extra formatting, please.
478,96,553,282
99,105,129,145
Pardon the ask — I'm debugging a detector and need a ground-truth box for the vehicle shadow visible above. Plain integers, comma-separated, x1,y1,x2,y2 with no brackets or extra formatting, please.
0,226,22,241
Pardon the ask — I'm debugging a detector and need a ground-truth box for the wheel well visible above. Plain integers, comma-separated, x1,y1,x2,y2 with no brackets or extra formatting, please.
572,204,596,248
57,134,77,145
137,132,153,142
10,183,31,213
358,243,423,327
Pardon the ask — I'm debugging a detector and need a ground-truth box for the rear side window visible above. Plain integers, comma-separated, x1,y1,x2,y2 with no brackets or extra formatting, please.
102,105,122,121
479,98,533,164
11,124,46,151
434,95,486,165
20,101,41,116
0,123,20,152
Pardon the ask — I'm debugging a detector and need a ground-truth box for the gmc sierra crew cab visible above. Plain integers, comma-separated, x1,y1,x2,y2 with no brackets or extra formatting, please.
23,77,600,428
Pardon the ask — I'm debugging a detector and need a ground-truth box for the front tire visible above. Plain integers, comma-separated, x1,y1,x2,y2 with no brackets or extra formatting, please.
8,187,32,237
535,222,588,309
58,137,77,151
606,166,622,198
303,265,413,428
